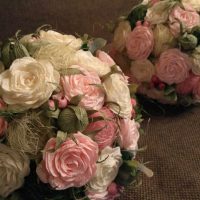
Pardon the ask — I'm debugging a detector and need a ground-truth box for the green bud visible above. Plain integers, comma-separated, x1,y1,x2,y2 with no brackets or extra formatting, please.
127,4,148,29
179,33,198,51
1,39,30,69
191,26,200,44
115,162,138,186
57,106,89,133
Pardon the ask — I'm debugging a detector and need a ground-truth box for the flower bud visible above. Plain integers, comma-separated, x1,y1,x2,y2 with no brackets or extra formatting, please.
57,106,89,133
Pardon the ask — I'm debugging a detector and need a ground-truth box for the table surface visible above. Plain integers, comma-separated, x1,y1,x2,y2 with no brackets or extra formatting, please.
1,1,200,199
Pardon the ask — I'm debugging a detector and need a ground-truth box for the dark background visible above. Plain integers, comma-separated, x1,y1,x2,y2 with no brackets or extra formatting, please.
0,0,140,41
0,1,200,200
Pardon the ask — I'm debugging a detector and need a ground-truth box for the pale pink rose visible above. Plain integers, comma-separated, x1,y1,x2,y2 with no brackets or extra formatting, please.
61,65,105,110
150,0,160,5
119,119,140,151
97,50,129,84
86,107,118,151
0,99,7,138
96,50,115,66
87,190,108,200
156,49,191,84
176,73,200,95
36,132,99,190
193,79,200,100
126,21,154,60
169,4,200,37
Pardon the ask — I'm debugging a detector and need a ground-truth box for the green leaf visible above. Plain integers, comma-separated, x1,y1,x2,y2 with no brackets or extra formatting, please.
101,65,124,81
55,131,68,150
70,94,85,105
128,83,139,94
46,108,60,119
59,68,85,76
127,4,148,29
69,106,89,130
164,85,175,95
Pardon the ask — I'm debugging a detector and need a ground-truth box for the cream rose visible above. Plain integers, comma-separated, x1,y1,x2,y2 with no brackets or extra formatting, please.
88,147,122,193
0,57,60,111
145,0,177,24
153,24,176,57
182,0,200,11
0,144,30,197
103,73,132,118
130,59,155,82
191,46,200,75
68,50,111,77
113,21,131,52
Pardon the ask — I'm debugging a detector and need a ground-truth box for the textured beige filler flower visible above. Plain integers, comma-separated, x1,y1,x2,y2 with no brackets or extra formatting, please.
0,144,30,197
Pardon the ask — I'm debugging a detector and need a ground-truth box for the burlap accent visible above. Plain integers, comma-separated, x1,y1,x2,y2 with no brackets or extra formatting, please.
120,107,200,200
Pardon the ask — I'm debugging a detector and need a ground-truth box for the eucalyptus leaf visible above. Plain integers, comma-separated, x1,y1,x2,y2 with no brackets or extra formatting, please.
88,38,107,54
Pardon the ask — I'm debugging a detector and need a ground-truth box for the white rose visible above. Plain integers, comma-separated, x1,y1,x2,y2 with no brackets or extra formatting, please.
88,147,122,193
145,0,177,24
0,57,60,111
0,144,30,197
103,73,132,118
39,30,82,50
191,46,200,75
68,50,111,76
182,0,200,11
130,59,155,82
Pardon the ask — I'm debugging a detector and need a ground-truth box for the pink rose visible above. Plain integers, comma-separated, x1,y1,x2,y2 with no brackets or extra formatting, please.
150,0,160,5
86,107,117,151
176,73,200,95
0,99,7,138
193,79,200,100
96,50,115,66
61,65,105,110
97,50,129,83
169,5,200,37
126,21,154,60
156,49,191,84
119,119,140,151
36,132,99,190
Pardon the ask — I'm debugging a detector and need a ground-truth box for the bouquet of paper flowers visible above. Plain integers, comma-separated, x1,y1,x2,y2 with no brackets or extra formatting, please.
110,0,200,106
0,27,152,200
